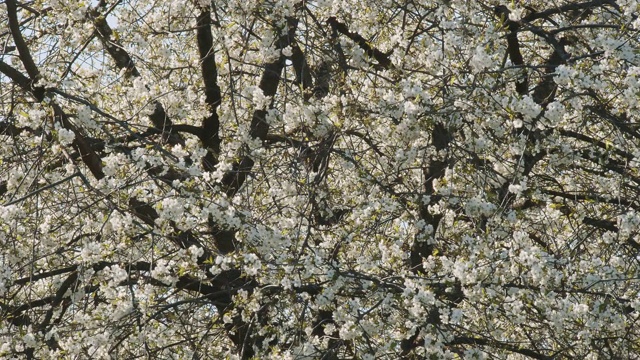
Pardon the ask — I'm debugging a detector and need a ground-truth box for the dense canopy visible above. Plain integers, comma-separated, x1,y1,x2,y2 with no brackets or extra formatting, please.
2,0,640,358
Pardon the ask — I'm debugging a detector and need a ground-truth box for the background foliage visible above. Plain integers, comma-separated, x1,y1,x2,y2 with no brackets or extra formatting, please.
1,0,640,358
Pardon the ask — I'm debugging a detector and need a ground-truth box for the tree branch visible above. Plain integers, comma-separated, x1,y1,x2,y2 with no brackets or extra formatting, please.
196,9,222,171
495,6,528,95
89,8,182,145
0,60,105,179
523,0,620,23
6,0,40,81
221,18,299,198
448,336,552,360
327,17,393,69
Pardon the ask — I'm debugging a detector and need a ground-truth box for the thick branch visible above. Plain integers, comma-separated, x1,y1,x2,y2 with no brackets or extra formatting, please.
289,42,314,98
38,272,79,331
411,122,451,273
211,24,298,255
90,9,181,145
583,217,618,232
6,0,40,80
0,60,105,179
327,17,393,69
495,6,527,95
52,103,106,179
0,59,36,94
558,129,634,161
196,9,222,171
588,105,640,140
0,120,35,137
523,0,620,23
91,11,140,77
221,19,299,197
543,189,636,209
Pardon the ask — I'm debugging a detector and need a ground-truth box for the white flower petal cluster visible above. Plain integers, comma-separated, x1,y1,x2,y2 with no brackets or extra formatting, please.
2,0,640,358
56,127,75,145
470,46,494,72
464,196,496,217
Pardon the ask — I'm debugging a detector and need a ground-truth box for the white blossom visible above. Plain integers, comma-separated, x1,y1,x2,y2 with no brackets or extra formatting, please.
57,127,75,145
1,1,639,359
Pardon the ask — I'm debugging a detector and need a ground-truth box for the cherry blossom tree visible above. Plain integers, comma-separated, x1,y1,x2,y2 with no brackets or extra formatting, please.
2,0,640,358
